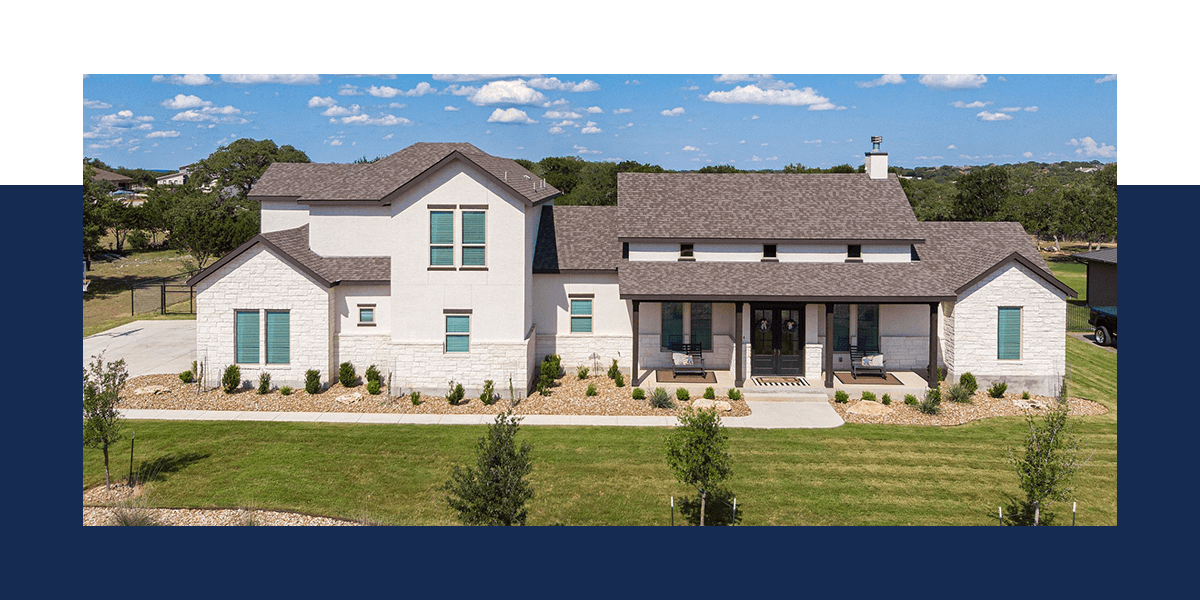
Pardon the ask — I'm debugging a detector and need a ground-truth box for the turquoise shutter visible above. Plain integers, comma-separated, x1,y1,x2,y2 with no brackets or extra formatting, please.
998,307,1021,359
690,302,712,350
265,311,289,364
446,315,470,353
857,304,879,353
430,211,454,266
236,311,259,364
570,299,592,333
462,212,485,244
461,247,486,266
359,308,373,323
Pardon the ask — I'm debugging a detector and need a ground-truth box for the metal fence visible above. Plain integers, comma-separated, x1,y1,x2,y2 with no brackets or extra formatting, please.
131,271,197,315
1066,302,1091,332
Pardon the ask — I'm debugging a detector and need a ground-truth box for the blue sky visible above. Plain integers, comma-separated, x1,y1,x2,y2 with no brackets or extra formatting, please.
82,73,1117,172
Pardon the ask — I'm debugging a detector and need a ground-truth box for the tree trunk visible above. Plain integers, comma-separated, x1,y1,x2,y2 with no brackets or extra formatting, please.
103,445,111,491
1033,501,1040,526
700,490,706,527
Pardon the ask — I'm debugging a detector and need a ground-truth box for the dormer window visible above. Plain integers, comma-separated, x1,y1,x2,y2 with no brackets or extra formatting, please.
679,243,694,261
763,244,777,259
846,244,862,262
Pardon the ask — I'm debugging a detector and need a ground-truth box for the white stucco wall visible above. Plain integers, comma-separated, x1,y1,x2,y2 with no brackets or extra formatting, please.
195,245,331,389
949,262,1067,396
260,199,310,233
308,204,392,256
532,272,632,371
628,242,914,263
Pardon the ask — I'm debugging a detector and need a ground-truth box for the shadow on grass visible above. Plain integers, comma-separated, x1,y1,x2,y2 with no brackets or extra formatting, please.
998,492,1061,526
678,488,744,526
135,451,211,484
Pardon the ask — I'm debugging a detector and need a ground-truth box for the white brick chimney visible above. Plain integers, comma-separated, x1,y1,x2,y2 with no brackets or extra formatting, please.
865,135,888,179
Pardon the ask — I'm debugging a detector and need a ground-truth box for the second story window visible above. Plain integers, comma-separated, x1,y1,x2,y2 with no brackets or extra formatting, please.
461,211,486,267
430,211,454,266
847,244,862,261
763,244,777,259
680,243,694,260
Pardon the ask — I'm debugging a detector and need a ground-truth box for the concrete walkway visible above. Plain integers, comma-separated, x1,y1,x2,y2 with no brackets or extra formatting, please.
84,320,196,377
118,399,844,429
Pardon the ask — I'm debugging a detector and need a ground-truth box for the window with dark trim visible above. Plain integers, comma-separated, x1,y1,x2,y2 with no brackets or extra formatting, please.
998,307,1021,360
622,242,629,259
910,244,920,261
445,315,470,353
236,310,259,364
461,211,486,267
847,244,862,259
856,304,879,353
430,211,454,266
358,304,375,326
265,311,290,364
570,298,593,333
690,302,712,351
662,302,683,350
680,243,694,260
763,244,777,259
832,304,850,352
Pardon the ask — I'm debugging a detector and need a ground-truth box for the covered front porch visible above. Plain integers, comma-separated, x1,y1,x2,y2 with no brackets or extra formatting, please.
626,298,949,392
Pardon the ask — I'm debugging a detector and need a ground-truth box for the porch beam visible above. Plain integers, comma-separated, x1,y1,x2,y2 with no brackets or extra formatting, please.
824,303,834,388
735,302,744,387
927,302,939,388
632,300,640,386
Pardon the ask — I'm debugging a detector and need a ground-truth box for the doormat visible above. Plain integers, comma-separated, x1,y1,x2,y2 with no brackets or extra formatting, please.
834,372,903,385
655,370,718,384
751,376,810,387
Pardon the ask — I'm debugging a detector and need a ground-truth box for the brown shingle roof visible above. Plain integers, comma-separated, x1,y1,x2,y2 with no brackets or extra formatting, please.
187,224,389,287
916,221,1072,296
1071,247,1117,264
533,205,619,273
90,167,133,184
616,172,922,241
249,142,559,204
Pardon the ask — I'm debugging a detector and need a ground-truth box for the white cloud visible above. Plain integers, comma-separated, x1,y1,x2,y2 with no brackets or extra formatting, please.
444,106,459,111
549,126,565,134
146,130,180,138
83,98,111,109
1023,151,1033,158
162,94,211,109
1024,106,1038,112
999,107,1022,112
857,74,905,88
552,120,576,127
581,125,602,134
220,74,320,85
919,74,988,89
714,74,768,83
486,108,536,124
574,145,601,155
469,80,547,106
976,111,1013,121
369,82,435,98
751,115,759,120
682,146,699,152
152,74,213,85
338,113,412,126
329,139,343,146
441,84,477,96
803,139,822,144
544,110,582,119
527,77,600,92
322,104,361,117
661,107,685,116
1095,74,1117,84
702,85,841,109
308,96,337,108
388,103,406,109
613,108,632,114
1067,136,1117,158
433,74,537,82
948,144,957,149
950,100,991,108
405,82,435,96
338,85,363,96
586,106,604,114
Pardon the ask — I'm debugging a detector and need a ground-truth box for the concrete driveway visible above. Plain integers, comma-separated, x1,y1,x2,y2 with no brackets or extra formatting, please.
83,320,196,378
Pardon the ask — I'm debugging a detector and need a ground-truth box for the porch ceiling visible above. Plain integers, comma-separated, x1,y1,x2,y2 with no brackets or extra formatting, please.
617,260,955,303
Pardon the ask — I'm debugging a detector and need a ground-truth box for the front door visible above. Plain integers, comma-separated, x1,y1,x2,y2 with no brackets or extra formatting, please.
751,305,803,376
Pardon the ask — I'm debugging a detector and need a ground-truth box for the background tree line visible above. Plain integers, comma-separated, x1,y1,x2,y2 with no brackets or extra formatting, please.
84,140,1116,272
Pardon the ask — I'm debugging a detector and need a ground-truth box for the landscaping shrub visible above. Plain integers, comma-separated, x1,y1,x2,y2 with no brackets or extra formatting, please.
280,386,292,396
988,381,1008,398
257,372,271,395
904,394,919,406
861,390,877,402
480,380,497,405
339,362,357,387
631,387,646,400
938,366,946,383
727,389,742,401
365,365,381,385
614,372,625,387
446,381,466,405
834,390,849,403
947,383,972,404
127,230,151,251
538,359,557,395
586,383,598,397
607,359,620,380
676,387,690,402
178,370,194,384
918,387,942,415
222,365,241,394
1022,390,1031,400
959,372,978,395
704,387,716,400
305,370,321,394
881,393,892,405
367,379,381,395
577,366,589,380
546,354,562,377
410,391,422,405
649,388,675,409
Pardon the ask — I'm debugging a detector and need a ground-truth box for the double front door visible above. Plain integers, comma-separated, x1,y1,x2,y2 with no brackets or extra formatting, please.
751,305,804,375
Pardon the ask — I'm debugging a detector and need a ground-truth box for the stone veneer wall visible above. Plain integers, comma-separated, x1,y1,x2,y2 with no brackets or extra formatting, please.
334,334,392,386
949,262,1066,396
195,245,330,390
536,334,632,374
390,342,531,399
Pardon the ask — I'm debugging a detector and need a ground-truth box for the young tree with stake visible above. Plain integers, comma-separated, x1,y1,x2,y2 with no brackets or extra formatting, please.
1008,401,1092,525
83,353,129,491
444,409,534,525
664,406,732,526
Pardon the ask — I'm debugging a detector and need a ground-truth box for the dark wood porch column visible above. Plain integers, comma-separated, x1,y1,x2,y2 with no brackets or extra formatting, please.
735,302,744,387
631,300,640,386
824,303,834,388
927,302,939,388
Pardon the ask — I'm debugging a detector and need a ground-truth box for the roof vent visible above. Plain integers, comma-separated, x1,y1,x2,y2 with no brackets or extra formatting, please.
871,136,882,151
865,135,888,180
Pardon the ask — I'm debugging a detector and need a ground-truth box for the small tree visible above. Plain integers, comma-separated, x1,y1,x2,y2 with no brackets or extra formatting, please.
664,407,732,526
1007,402,1092,525
83,353,129,491
444,410,534,525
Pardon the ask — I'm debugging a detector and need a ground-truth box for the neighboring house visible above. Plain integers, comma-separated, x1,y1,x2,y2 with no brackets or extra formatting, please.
89,167,134,192
187,141,1075,398
156,167,188,187
1071,247,1117,308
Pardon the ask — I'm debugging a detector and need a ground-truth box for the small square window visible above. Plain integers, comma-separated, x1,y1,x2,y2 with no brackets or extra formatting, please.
848,244,862,259
763,244,777,258
359,307,374,323
680,243,694,259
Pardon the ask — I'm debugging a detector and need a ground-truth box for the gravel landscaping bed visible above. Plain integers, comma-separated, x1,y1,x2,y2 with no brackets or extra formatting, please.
83,483,362,526
829,391,1108,426
121,372,752,418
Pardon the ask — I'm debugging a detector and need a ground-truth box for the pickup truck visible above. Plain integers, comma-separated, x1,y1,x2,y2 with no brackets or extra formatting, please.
1088,306,1117,346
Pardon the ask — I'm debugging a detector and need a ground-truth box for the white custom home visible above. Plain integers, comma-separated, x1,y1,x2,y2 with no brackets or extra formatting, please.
188,141,1075,398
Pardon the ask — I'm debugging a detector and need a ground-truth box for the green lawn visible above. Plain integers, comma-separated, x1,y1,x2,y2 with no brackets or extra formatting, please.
1046,259,1088,302
84,336,1117,526
84,249,196,337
